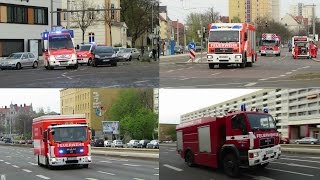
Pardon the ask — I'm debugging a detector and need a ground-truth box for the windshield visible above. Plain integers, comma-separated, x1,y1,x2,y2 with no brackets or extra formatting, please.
79,45,91,51
52,126,87,142
7,53,23,59
49,34,74,50
262,40,277,46
247,113,276,130
209,31,239,42
124,49,132,53
95,46,114,53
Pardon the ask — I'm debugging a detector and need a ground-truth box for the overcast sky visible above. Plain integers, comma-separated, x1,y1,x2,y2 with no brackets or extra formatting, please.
160,0,319,23
159,89,261,124
0,89,61,113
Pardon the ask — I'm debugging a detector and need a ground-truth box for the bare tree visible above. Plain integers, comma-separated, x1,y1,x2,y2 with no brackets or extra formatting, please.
71,0,99,44
102,3,120,46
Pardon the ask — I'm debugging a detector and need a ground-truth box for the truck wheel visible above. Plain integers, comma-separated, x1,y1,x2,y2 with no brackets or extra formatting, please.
257,162,269,169
37,155,42,166
87,59,92,66
83,164,89,168
73,63,79,69
209,63,215,69
46,156,54,170
223,153,240,177
185,151,195,167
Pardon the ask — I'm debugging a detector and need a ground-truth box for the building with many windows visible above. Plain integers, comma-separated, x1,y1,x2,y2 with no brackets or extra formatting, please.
0,0,62,57
181,89,320,141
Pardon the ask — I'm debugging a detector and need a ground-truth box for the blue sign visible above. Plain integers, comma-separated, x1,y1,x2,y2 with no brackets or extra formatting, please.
188,42,196,50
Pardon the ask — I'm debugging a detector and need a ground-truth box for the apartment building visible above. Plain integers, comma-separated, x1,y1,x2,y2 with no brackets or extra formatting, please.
289,3,315,25
0,0,62,57
181,89,320,140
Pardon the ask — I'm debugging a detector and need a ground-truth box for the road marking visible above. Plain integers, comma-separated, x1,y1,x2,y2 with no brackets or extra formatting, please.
303,66,310,69
28,162,37,165
36,175,50,179
243,173,275,180
133,178,144,180
85,178,98,180
266,167,314,177
105,158,128,162
230,69,236,72
280,157,320,164
186,67,193,69
99,161,112,163
279,75,286,77
12,165,19,168
154,168,159,170
179,78,190,80
134,80,149,84
153,174,159,176
27,157,31,159
282,155,320,159
271,162,320,169
0,160,3,162
292,70,297,72
259,79,269,81
176,68,184,71
244,82,257,87
166,70,175,73
285,72,292,74
22,169,32,173
163,164,183,172
4,162,10,164
1,175,6,180
123,163,141,167
97,171,115,176
211,72,221,76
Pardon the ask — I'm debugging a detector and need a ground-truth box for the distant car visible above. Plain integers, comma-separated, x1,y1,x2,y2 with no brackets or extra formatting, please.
280,137,289,144
129,48,141,60
195,45,204,52
19,140,26,144
93,139,104,147
295,137,319,144
92,46,117,67
104,140,112,147
0,52,38,70
26,140,33,144
127,140,140,148
174,46,183,54
137,140,150,148
76,43,95,66
111,140,124,148
147,140,159,149
3,138,12,143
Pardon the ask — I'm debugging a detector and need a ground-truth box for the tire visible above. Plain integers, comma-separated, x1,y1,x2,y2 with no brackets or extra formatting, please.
129,56,132,61
46,156,53,170
311,142,315,144
247,62,253,67
257,162,269,169
87,59,92,66
137,55,140,61
32,61,38,69
219,64,228,69
240,54,246,68
0,68,4,70
83,164,89,168
223,153,240,178
209,63,215,69
73,63,79,69
185,151,195,167
16,63,21,70
92,60,97,67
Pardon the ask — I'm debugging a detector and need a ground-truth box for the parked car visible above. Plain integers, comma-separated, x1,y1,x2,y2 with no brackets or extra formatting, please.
111,140,124,148
0,52,38,70
19,140,26,144
117,48,141,61
295,137,319,144
104,140,112,147
128,48,141,60
92,46,117,67
3,138,12,143
280,137,289,144
93,138,105,147
174,46,183,54
137,140,150,148
26,140,33,144
126,140,140,148
147,140,159,149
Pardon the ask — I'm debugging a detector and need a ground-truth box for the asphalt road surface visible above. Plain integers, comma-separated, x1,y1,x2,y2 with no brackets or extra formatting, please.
160,49,320,88
0,60,159,88
0,145,159,180
160,145,320,180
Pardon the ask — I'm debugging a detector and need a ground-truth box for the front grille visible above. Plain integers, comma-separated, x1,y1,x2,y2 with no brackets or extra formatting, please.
260,138,275,148
66,160,78,164
215,48,233,54
60,147,84,154
266,47,273,50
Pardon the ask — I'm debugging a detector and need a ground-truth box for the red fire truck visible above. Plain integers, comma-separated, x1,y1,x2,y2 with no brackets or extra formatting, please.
176,106,281,177
260,33,281,56
33,114,92,169
207,23,257,69
292,36,311,59
41,26,78,70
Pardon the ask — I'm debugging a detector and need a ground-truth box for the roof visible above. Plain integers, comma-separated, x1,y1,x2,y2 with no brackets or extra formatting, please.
33,114,86,122
159,14,166,22
159,6,167,13
172,21,185,30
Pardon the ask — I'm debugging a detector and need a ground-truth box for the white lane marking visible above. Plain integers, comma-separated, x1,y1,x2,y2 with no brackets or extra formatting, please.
4,162,10,164
27,157,31,159
163,164,183,172
12,165,19,168
154,168,159,170
211,72,221,76
230,69,236,72
134,80,149,84
0,160,3,161
266,167,314,177
97,171,115,176
61,74,73,80
36,175,51,179
123,163,141,167
105,158,128,162
271,162,320,169
176,68,184,71
280,157,320,164
292,70,297,72
22,169,32,173
244,82,257,87
282,155,320,159
279,75,286,77
153,174,159,176
286,72,292,74
179,78,190,80
99,161,112,163
166,70,175,73
85,178,98,180
302,66,310,69
259,79,269,81
1,175,6,180
28,162,37,165
133,178,144,180
243,173,275,180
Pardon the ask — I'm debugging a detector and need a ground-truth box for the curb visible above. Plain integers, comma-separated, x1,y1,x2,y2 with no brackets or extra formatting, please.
312,58,320,62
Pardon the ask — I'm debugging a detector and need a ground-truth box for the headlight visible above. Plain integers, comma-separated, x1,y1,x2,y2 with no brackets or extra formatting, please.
112,54,116,58
51,158,56,162
88,156,92,161
253,152,259,157
71,54,77,60
235,55,241,59
49,55,56,61
95,55,100,58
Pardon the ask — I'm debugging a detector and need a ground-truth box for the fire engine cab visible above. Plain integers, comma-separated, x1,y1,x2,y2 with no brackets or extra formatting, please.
76,43,96,66
207,23,257,69
260,33,281,56
33,114,92,169
292,36,311,59
41,26,78,70
176,105,281,177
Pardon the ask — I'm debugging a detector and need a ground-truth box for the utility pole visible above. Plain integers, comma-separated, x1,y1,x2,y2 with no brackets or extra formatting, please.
67,0,70,29
51,0,54,29
200,20,203,61
184,26,187,53
312,3,316,40
151,3,154,51
177,19,179,46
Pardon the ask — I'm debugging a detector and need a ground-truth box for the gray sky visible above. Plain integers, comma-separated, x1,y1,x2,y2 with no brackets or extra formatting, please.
160,0,320,23
159,89,261,124
0,89,61,113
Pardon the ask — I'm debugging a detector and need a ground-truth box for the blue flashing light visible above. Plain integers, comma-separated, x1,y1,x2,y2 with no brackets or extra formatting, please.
211,26,218,29
240,104,246,111
42,32,49,40
232,25,242,29
55,31,62,34
79,148,84,153
59,149,64,154
263,107,269,113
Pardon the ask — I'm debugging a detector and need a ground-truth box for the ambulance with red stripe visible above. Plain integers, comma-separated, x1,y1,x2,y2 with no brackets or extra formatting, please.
41,27,78,70
176,105,281,177
260,33,281,56
76,43,96,66
207,23,257,69
33,114,92,169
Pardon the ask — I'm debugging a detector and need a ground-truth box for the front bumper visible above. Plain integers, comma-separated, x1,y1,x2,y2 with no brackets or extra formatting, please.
77,58,89,64
0,64,16,68
261,50,280,55
207,54,243,64
49,155,92,166
94,58,117,65
248,145,281,166
48,60,77,67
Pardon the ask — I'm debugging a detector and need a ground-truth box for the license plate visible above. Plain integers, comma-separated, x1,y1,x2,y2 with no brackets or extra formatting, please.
266,150,273,155
219,56,228,59
60,62,68,65
266,51,273,54
103,59,110,62
67,157,77,160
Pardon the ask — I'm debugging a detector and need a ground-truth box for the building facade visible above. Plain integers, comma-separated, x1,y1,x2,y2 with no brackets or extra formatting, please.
289,3,315,25
229,0,280,23
0,0,62,57
181,89,320,141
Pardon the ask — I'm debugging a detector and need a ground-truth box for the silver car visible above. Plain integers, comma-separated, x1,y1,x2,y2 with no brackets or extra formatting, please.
111,140,124,148
0,52,38,70
295,137,319,144
129,48,141,60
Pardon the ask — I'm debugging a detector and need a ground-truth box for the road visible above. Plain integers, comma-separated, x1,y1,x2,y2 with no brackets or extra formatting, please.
160,146,320,180
0,145,159,180
160,49,320,88
0,60,158,88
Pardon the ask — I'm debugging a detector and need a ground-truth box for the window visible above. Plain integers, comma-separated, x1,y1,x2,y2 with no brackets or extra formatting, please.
7,5,28,24
231,114,246,130
28,53,35,58
34,8,48,25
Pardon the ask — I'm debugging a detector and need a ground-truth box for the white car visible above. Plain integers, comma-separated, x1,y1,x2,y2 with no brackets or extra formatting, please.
0,52,38,70
111,140,124,148
126,140,140,148
104,140,112,147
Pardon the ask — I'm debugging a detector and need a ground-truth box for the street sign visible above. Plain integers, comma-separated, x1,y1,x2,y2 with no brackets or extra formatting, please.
188,42,196,50
189,49,196,61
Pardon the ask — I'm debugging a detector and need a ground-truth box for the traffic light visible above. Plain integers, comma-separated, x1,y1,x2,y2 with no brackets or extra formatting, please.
111,4,115,20
265,22,268,27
